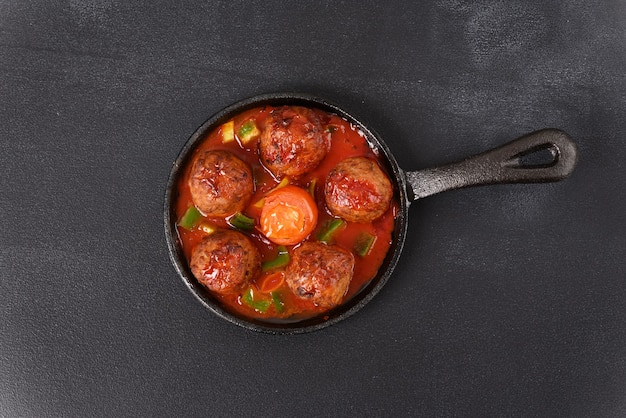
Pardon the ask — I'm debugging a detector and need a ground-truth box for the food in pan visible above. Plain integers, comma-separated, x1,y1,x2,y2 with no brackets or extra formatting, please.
188,150,254,217
284,242,355,308
174,105,397,322
325,156,393,223
190,229,261,294
259,106,330,178
259,184,319,246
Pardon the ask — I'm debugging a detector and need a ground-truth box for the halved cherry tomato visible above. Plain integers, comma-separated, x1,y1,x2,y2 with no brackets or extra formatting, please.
260,185,318,245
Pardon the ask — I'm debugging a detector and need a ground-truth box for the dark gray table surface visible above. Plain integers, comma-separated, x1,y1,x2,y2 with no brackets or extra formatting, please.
2,1,625,416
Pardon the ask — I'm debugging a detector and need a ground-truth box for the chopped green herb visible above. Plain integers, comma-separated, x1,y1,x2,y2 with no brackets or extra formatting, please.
262,246,290,272
269,177,290,193
354,232,376,257
178,206,202,230
308,178,317,197
317,218,346,243
242,288,270,313
237,119,261,144
229,212,255,231
270,291,284,313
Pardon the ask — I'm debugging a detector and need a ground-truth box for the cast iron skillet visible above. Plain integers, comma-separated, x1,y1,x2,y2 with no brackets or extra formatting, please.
164,92,578,334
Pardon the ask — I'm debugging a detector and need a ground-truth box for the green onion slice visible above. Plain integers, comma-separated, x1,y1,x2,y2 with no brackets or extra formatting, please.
317,218,346,243
262,246,290,272
270,291,284,313
242,288,270,313
354,232,376,257
308,178,317,197
178,206,202,230
229,212,255,231
237,119,261,144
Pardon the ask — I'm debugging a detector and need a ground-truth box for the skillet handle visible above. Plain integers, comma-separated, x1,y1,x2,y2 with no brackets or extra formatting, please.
406,128,578,201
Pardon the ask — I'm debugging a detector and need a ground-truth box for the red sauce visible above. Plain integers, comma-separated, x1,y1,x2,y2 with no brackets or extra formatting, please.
174,106,398,323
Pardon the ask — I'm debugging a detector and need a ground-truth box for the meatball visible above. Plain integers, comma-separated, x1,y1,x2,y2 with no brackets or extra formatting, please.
190,230,261,294
324,157,393,223
285,242,354,308
188,150,254,217
259,106,330,178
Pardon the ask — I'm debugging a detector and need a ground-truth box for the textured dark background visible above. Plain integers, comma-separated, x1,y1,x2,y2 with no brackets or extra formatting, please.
2,1,625,416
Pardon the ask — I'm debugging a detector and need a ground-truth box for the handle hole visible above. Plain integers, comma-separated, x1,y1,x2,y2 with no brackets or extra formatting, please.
508,144,559,168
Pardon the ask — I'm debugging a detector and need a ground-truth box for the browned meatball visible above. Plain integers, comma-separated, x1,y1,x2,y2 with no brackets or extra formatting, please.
188,150,254,217
284,242,354,308
324,157,393,223
259,106,330,178
190,230,261,294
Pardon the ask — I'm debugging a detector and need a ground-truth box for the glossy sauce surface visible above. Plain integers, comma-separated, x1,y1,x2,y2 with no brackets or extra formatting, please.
175,106,397,322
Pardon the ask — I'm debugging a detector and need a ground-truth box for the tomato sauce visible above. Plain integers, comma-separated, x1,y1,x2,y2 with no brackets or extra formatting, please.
174,106,398,323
